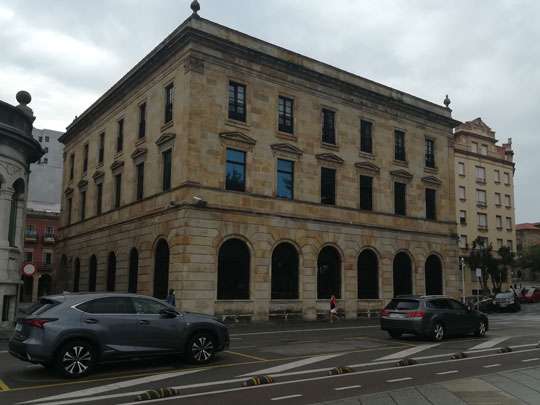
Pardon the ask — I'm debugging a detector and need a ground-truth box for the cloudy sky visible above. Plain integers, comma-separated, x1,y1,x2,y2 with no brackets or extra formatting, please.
0,0,538,222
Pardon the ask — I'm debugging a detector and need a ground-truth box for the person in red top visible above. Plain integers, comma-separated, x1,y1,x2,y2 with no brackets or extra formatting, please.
330,294,337,323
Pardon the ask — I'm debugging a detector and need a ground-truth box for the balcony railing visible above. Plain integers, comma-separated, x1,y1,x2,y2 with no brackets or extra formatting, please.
43,233,56,244
24,230,38,242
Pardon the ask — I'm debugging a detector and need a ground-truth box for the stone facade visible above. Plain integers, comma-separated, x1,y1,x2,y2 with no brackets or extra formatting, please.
454,118,516,294
57,15,460,320
0,92,43,327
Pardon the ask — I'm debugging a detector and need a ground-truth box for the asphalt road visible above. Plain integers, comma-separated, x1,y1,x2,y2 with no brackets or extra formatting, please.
2,304,540,405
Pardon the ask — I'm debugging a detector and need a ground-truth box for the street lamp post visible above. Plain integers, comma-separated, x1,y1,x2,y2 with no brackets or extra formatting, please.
460,257,465,303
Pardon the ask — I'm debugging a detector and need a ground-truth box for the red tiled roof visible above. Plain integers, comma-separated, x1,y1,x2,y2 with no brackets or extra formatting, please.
516,223,540,230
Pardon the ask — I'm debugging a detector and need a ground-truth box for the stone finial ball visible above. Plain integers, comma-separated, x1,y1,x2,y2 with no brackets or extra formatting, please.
191,0,200,14
16,90,32,105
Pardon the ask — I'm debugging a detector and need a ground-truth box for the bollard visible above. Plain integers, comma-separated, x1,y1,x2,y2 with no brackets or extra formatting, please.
450,352,467,360
135,388,178,401
328,366,354,375
242,375,274,387
396,358,418,367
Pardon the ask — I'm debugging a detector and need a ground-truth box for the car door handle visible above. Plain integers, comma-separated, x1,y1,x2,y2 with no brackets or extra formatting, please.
138,320,150,325
84,318,98,324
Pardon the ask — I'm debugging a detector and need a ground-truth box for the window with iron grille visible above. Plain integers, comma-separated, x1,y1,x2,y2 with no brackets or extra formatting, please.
228,82,246,122
278,96,294,134
114,174,122,209
360,120,373,154
359,175,373,210
164,83,174,123
394,182,406,215
138,103,146,139
96,183,103,215
136,163,144,201
276,159,294,199
322,109,336,144
98,132,105,164
69,153,74,180
83,144,89,173
226,148,246,192
394,130,406,161
426,188,436,220
425,138,435,168
162,149,172,191
80,190,86,221
116,119,124,153
321,167,336,205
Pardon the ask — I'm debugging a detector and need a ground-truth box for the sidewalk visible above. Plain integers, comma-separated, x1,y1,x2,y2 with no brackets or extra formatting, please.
316,366,540,404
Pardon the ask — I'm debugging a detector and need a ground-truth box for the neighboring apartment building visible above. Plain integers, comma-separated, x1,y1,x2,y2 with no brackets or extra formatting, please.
56,7,460,320
516,223,540,282
454,118,516,294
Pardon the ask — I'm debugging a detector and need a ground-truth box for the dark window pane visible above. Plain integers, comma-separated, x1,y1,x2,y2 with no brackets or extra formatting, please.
278,96,294,134
360,175,373,211
132,298,168,314
360,120,373,154
78,297,133,314
218,239,250,300
128,249,139,293
394,130,406,161
321,167,336,205
67,198,72,224
136,163,144,201
393,253,412,296
162,150,172,191
394,182,406,216
276,159,294,199
153,240,170,299
164,84,174,123
358,250,378,299
96,183,103,215
425,138,435,168
98,133,105,164
114,174,122,208
426,188,436,220
228,82,246,122
322,109,336,144
271,243,299,299
138,103,146,139
317,246,341,299
116,119,124,153
69,154,74,179
83,144,88,173
80,191,86,221
226,148,246,192
88,256,97,292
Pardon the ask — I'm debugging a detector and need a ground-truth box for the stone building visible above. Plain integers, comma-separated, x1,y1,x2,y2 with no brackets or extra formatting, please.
0,92,43,327
56,6,460,320
454,118,516,294
517,223,540,253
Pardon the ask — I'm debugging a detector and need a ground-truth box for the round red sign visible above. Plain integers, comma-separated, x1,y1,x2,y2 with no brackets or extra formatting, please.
22,263,36,277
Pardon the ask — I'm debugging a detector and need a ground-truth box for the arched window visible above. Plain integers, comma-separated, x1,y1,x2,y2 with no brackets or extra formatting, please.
425,255,443,295
271,242,299,299
38,274,52,297
393,252,413,296
8,178,25,246
107,252,116,292
358,249,379,299
73,258,80,293
317,246,341,299
217,239,250,300
128,248,139,294
153,239,170,299
88,255,97,292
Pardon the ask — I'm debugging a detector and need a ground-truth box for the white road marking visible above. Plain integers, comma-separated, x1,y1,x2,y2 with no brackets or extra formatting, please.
469,337,510,350
522,358,540,363
230,325,377,337
436,370,458,375
387,377,413,383
375,344,440,361
335,385,362,391
271,394,302,401
240,353,345,376
483,363,501,368
27,348,540,405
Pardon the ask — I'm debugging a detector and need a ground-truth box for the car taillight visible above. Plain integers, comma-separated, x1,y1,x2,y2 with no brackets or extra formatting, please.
22,319,57,329
407,311,425,319
380,309,390,317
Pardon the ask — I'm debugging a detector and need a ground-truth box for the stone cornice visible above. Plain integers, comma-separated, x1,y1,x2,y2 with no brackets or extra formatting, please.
390,169,413,182
155,133,176,147
110,160,125,172
219,131,256,146
316,153,344,165
454,148,515,168
270,143,303,157
354,161,381,175
131,147,148,160
421,175,442,187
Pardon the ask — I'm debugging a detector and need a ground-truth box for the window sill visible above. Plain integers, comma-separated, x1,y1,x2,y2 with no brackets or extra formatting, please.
392,159,409,168
358,151,375,160
424,166,439,174
276,131,297,142
497,227,503,231
505,206,512,209
459,198,466,202
226,119,250,130
459,174,466,177
460,222,467,226
494,181,501,185
476,203,487,208
495,204,502,208
321,142,339,151
476,179,487,185
161,121,174,132
478,226,489,232
506,228,513,232
135,137,146,146
96,162,103,169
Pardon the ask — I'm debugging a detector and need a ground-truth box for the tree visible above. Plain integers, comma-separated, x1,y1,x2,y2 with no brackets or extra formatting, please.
466,238,493,294
518,245,540,275
493,246,514,292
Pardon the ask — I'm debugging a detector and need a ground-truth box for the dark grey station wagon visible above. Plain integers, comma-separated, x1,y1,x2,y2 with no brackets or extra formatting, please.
9,293,229,378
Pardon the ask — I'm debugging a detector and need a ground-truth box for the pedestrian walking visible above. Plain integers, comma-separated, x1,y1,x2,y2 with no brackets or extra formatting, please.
166,289,176,306
329,294,337,323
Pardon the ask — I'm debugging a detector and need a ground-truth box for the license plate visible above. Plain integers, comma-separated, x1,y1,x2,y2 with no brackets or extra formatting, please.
389,313,405,319
15,323,22,332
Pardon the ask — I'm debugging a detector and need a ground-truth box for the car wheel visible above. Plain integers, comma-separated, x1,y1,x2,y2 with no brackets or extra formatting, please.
474,319,487,337
186,332,216,364
55,340,95,379
388,331,402,339
431,322,445,342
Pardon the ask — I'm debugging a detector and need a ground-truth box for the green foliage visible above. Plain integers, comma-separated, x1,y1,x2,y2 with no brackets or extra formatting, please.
518,245,540,274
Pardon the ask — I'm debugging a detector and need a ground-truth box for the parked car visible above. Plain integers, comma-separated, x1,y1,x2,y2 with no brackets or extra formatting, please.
9,293,229,378
520,287,540,304
464,295,495,313
494,291,521,312
380,295,488,342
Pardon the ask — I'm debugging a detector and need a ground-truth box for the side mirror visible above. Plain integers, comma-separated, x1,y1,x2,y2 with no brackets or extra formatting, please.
159,308,178,318
466,304,473,312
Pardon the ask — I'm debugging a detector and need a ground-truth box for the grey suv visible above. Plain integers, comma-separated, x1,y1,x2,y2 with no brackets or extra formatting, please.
9,293,229,378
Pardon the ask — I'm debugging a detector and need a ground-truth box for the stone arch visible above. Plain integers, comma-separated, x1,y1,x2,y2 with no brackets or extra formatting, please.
357,248,379,299
88,255,97,292
271,241,300,300
393,250,414,296
217,237,250,300
107,252,116,292
153,239,170,299
425,254,444,295
128,248,139,294
317,244,342,299
73,258,80,293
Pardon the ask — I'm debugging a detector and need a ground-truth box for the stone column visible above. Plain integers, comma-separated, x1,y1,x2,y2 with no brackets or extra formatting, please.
15,198,26,250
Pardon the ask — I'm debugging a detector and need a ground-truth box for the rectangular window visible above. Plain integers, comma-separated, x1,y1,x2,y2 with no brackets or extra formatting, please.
359,175,373,211
476,166,486,183
506,217,512,230
96,183,103,215
394,130,406,161
44,252,52,265
162,149,172,191
480,144,488,155
494,169,501,183
278,96,294,134
69,153,74,180
25,251,33,263
425,188,436,220
2,296,12,322
394,182,406,215
80,190,86,221
505,194,511,207
45,136,49,142
136,163,144,201
116,119,124,153
458,186,466,200
321,167,336,205
98,132,105,164
425,138,435,168
360,120,373,154
67,197,72,224
476,189,487,205
478,213,488,228
496,215,502,228
225,148,246,192
322,109,336,144
459,210,467,225
457,162,465,176
138,102,146,139
471,142,478,153
164,83,174,123
38,136,42,142
507,240,513,250
228,81,246,122
504,172,510,185
459,235,468,249
114,174,122,208
495,192,502,206
276,159,294,199
83,144,89,174
497,239,504,249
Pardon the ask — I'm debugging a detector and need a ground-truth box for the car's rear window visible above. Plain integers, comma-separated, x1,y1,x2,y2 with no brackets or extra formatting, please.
24,298,60,316
386,299,419,310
